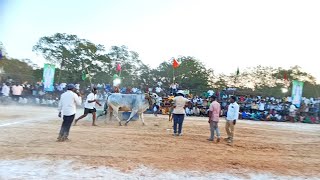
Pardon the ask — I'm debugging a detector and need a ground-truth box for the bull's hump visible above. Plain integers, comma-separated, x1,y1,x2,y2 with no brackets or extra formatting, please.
108,93,147,105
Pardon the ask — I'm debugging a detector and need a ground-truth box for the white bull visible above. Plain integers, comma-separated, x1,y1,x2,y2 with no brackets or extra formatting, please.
106,93,158,126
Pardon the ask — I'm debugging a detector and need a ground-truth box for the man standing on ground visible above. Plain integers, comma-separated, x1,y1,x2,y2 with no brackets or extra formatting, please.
74,87,101,126
1,83,10,97
11,83,23,101
208,95,221,142
225,96,240,144
172,90,189,136
57,84,82,142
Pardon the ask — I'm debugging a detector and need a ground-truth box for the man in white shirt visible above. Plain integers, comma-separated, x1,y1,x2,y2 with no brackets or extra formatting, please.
258,100,266,111
1,83,10,97
172,90,190,136
289,103,297,122
57,84,82,142
155,87,162,93
225,96,240,144
75,83,80,90
74,87,101,126
171,83,177,94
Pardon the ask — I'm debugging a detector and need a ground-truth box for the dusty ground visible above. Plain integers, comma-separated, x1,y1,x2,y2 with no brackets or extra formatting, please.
0,105,319,178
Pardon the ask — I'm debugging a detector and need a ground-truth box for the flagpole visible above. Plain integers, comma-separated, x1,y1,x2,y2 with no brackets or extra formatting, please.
172,57,176,84
173,66,175,84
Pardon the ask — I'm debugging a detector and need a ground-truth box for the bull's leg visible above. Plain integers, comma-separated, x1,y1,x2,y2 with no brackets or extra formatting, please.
139,112,146,126
124,110,138,126
109,105,122,126
108,109,113,121
105,107,112,124
113,109,122,126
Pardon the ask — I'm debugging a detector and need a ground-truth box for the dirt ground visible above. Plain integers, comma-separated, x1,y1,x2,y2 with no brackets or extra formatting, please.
0,105,319,178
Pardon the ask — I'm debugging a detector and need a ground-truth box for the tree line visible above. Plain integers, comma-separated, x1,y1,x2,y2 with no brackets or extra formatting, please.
0,33,319,97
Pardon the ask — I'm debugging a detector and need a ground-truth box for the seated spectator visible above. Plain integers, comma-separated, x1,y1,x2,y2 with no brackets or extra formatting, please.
274,112,283,122
289,103,297,122
260,111,266,120
185,107,193,116
241,111,250,119
199,108,207,117
249,112,256,120
251,101,258,113
249,112,261,121
193,104,200,116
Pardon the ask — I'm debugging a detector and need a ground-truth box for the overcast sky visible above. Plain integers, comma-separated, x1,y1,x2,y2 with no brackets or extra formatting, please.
1,0,319,82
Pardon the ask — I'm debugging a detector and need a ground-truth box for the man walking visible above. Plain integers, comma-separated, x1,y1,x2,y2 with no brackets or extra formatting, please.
74,87,101,126
207,95,221,142
172,90,189,136
57,84,82,142
225,96,240,144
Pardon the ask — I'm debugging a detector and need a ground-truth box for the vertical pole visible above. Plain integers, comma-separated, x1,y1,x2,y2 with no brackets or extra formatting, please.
173,67,175,84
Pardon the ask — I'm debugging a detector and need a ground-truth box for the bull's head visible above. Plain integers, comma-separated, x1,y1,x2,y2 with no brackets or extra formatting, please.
149,92,159,99
145,93,159,109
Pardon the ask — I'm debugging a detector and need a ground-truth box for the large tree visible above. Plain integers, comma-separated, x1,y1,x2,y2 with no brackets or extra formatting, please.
0,41,6,56
148,56,214,95
213,65,320,98
0,57,36,83
33,33,110,83
107,45,147,87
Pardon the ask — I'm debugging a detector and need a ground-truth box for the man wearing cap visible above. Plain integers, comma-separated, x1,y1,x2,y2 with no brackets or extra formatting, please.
225,96,240,144
172,90,189,136
57,84,82,142
208,95,221,142
74,87,101,126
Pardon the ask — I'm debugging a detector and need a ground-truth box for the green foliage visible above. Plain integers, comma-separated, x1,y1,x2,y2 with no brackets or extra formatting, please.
303,82,320,98
106,46,146,87
0,56,36,83
0,41,6,55
2,34,320,98
33,33,110,83
213,65,319,97
145,56,214,95
33,68,68,83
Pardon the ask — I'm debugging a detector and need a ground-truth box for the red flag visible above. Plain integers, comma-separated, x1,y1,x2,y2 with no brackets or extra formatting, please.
173,59,179,69
116,64,121,72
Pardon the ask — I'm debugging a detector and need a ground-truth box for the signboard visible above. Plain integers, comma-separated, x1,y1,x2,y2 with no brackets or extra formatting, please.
291,80,304,108
43,64,55,92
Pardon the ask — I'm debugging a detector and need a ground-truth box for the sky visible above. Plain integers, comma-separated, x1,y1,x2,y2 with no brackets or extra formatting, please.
1,0,319,82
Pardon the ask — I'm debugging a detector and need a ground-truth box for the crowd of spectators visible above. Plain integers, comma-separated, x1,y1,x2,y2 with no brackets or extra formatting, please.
1,81,319,124
166,94,320,124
